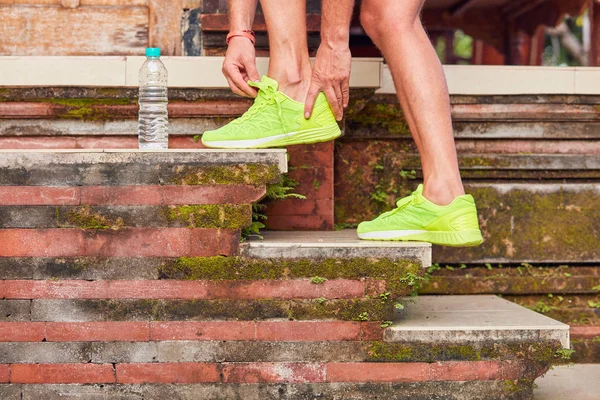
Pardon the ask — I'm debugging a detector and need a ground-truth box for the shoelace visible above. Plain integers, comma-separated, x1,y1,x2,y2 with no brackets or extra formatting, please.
231,81,287,132
378,191,417,219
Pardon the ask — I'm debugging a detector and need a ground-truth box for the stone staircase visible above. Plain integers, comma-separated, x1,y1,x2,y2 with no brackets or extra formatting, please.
0,149,571,399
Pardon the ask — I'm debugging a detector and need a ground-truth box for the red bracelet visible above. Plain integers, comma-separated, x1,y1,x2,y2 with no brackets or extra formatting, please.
226,30,256,45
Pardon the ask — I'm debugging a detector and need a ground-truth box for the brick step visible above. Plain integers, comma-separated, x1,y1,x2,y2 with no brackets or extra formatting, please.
0,296,571,399
0,381,533,400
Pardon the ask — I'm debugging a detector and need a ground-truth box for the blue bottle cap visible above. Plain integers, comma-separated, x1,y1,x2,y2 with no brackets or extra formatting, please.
146,48,161,57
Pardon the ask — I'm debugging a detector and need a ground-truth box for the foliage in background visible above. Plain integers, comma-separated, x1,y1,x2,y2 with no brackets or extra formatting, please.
241,174,306,240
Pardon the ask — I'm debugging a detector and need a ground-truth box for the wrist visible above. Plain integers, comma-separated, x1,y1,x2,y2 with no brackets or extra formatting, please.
321,31,350,48
226,30,256,45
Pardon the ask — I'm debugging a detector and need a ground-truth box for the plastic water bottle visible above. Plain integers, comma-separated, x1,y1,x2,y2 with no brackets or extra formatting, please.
138,48,169,149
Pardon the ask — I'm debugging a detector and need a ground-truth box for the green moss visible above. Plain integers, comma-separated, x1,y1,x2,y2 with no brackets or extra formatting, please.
96,298,394,321
173,164,280,186
66,206,124,230
346,102,411,136
369,342,414,361
164,204,251,229
42,98,134,120
310,276,327,284
47,98,133,106
368,342,484,362
292,298,394,321
159,256,424,296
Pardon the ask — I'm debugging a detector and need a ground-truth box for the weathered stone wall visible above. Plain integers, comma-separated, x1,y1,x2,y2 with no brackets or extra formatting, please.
338,93,600,264
0,88,335,230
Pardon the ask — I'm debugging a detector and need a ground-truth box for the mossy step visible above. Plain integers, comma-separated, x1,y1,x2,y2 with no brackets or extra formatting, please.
241,230,431,269
0,149,286,186
387,296,570,348
18,298,396,322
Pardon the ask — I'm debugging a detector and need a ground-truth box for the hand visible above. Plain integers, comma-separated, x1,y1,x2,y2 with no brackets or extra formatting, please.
304,43,351,121
222,36,261,97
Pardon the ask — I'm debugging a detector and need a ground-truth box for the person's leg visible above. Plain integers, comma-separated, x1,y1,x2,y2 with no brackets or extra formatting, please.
201,0,341,149
260,0,312,102
360,0,464,206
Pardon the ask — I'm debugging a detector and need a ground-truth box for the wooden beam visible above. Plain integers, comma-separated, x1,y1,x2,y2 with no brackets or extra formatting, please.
148,0,184,56
506,0,547,20
200,13,322,33
591,0,600,66
451,0,486,17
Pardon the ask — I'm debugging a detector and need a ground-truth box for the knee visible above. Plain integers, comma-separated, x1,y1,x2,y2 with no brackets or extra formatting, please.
359,4,379,43
360,1,420,43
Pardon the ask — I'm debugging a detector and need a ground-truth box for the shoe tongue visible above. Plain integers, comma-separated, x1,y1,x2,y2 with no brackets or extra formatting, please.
249,75,279,92
395,184,423,207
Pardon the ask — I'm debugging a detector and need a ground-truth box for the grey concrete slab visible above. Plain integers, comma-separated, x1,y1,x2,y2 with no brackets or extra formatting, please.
242,230,432,268
534,364,600,400
22,385,144,400
386,295,570,348
0,342,92,363
0,149,288,173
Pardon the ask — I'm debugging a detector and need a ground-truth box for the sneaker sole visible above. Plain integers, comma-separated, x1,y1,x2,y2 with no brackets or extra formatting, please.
201,124,342,149
357,229,483,247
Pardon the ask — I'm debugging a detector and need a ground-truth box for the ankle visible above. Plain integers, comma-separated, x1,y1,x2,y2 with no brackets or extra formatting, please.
422,178,465,206
268,64,312,102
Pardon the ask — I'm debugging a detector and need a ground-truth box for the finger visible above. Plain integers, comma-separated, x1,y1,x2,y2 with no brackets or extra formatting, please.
226,65,257,97
244,60,261,82
324,87,342,121
226,76,248,98
304,83,321,119
333,83,344,117
342,78,350,109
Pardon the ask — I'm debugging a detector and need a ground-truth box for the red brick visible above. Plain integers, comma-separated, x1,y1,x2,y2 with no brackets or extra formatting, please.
85,228,192,257
11,364,115,384
222,362,325,383
0,365,9,383
46,322,150,341
3,280,107,299
81,185,265,206
359,322,384,341
211,279,364,300
265,215,330,231
364,279,387,296
501,360,527,380
0,137,78,149
108,280,210,299
75,136,138,149
256,321,361,341
0,187,80,205
160,185,265,205
150,321,256,341
188,228,221,257
169,136,206,149
0,102,51,118
168,100,251,116
116,363,220,384
0,322,45,342
81,186,162,206
428,361,502,381
571,325,600,339
0,229,85,257
287,142,335,167
0,280,4,298
217,229,241,256
326,363,429,382
266,199,333,216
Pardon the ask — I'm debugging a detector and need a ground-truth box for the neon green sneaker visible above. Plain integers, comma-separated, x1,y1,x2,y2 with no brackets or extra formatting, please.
201,75,341,149
357,184,483,247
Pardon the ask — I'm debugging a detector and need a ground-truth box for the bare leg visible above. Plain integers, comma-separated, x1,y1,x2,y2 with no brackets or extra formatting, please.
260,0,312,102
360,0,464,205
